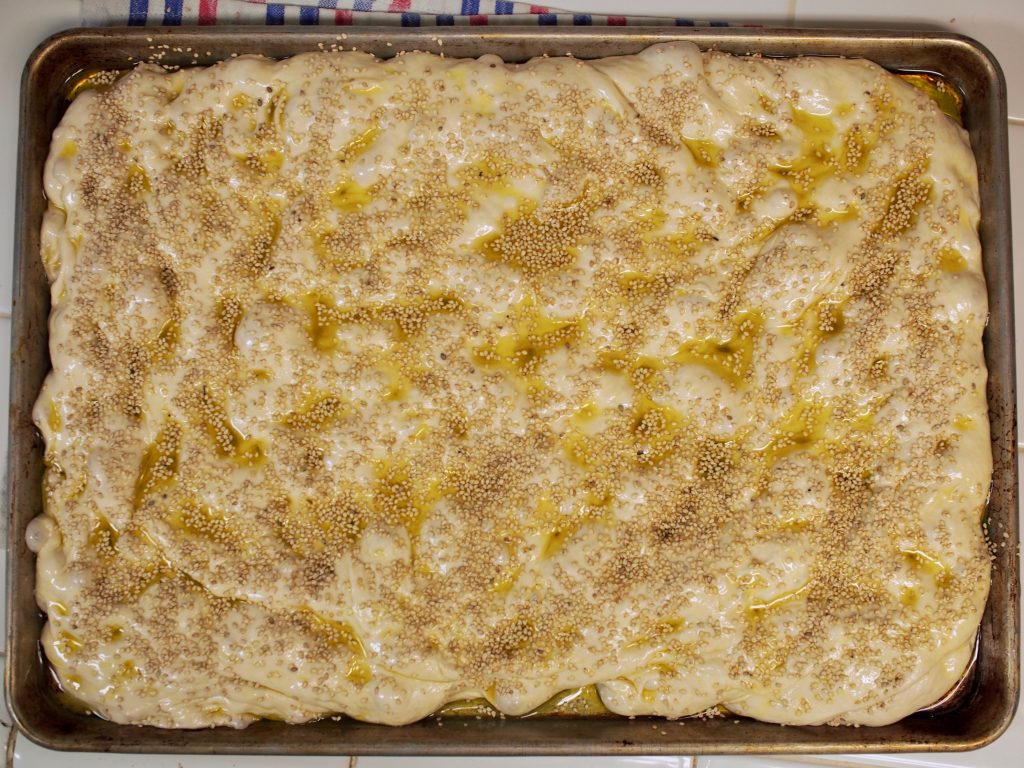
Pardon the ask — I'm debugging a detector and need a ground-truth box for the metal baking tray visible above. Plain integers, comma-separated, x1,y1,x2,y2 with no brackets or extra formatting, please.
6,26,1019,755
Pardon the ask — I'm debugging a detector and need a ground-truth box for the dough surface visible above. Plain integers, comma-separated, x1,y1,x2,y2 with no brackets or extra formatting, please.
33,42,990,727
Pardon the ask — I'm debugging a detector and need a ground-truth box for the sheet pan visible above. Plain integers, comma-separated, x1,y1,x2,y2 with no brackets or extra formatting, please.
5,26,1018,755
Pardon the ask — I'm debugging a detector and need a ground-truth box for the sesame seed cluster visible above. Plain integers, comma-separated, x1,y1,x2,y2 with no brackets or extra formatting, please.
32,42,990,728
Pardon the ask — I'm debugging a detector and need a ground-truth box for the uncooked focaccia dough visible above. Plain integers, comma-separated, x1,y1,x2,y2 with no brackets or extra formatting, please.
32,41,991,728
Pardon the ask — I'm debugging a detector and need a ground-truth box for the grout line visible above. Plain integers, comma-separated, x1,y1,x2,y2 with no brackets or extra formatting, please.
787,0,798,25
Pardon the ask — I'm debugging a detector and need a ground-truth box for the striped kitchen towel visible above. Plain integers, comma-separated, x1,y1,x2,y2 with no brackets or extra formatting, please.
83,0,738,26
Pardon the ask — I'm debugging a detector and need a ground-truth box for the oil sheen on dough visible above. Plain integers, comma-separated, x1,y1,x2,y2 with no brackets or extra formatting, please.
32,42,990,728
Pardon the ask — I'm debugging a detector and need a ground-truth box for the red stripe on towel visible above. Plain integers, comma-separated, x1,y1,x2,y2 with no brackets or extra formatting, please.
198,0,217,26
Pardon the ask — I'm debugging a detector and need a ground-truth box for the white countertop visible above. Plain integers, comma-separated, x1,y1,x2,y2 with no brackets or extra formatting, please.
0,1,1019,765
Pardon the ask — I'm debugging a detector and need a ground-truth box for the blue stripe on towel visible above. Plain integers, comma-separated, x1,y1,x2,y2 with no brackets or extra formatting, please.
163,0,183,26
267,4,285,25
128,0,148,26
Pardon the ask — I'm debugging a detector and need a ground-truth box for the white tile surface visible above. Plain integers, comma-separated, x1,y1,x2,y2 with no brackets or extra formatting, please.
697,743,1024,768
698,758,879,768
793,0,1024,121
1013,124,1024,424
533,0,793,22
12,740,347,768
362,758,692,768
9,746,691,767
